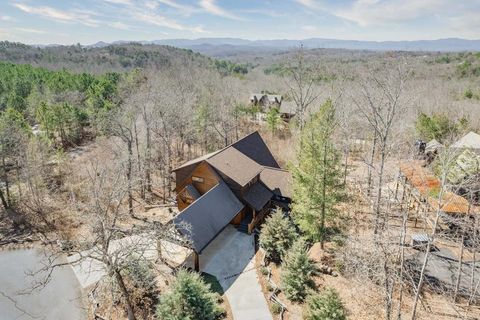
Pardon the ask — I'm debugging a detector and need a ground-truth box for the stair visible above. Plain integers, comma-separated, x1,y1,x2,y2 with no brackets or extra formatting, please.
236,212,252,234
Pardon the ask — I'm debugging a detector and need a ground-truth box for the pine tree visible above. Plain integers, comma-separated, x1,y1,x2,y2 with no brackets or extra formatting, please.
304,288,347,320
259,207,297,263
290,99,344,248
156,270,223,320
281,239,317,302
266,106,281,135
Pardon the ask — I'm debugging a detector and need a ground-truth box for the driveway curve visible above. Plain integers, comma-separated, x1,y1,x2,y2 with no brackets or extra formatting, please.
198,225,272,320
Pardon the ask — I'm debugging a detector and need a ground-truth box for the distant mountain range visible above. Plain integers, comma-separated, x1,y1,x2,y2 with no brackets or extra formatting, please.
88,37,480,56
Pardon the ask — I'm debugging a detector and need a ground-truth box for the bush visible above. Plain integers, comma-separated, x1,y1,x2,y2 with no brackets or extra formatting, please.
260,266,269,276
304,289,347,320
465,88,474,99
415,112,468,142
270,302,282,315
281,239,317,302
259,207,297,263
156,269,224,320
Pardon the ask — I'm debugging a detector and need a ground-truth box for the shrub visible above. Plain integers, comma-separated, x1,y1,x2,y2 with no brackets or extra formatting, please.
270,302,282,315
156,269,224,320
304,289,347,320
259,207,297,263
260,266,269,276
281,239,317,302
465,88,474,99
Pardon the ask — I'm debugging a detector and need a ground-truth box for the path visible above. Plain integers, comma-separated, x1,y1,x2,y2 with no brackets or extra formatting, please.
199,226,272,320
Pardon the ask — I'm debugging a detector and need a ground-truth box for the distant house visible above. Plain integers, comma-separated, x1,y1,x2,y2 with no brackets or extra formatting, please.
172,131,291,270
452,131,480,154
249,93,281,107
248,93,296,121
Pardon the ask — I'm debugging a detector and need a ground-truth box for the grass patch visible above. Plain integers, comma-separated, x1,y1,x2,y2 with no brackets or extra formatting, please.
201,272,224,295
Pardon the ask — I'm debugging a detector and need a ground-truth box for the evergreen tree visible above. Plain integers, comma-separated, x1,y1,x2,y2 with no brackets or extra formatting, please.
266,106,281,135
259,207,297,263
156,270,223,320
281,239,317,302
291,99,344,247
304,289,347,320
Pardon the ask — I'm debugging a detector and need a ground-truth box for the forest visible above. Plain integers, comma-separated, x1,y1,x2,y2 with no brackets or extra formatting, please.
1,40,480,320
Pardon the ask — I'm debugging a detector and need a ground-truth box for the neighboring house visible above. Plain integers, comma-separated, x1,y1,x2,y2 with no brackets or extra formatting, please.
172,131,291,270
248,93,296,121
452,131,480,154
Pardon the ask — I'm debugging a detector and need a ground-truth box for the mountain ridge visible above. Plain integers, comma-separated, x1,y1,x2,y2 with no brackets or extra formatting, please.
85,37,480,53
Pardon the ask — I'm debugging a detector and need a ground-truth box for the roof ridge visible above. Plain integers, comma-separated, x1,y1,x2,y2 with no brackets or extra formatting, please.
212,130,260,157
261,166,288,172
173,131,261,171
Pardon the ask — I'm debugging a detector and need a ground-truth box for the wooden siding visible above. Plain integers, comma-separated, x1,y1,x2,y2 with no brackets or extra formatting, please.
175,162,221,211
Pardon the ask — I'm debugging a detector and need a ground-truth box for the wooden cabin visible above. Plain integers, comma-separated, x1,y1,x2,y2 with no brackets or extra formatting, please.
172,131,292,270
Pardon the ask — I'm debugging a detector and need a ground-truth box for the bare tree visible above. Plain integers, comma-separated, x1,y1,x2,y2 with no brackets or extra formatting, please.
284,45,321,130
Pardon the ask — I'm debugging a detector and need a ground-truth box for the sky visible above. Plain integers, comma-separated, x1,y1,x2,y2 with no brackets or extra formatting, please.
0,0,479,45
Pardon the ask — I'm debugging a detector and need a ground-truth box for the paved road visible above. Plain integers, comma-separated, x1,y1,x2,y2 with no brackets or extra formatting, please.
0,249,85,320
199,226,272,320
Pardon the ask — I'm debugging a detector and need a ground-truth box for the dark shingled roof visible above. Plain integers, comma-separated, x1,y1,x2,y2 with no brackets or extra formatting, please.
230,132,280,168
173,182,244,253
173,131,279,186
243,182,273,211
260,167,292,198
206,147,263,186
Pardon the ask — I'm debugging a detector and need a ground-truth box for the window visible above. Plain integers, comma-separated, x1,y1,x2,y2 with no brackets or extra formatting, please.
192,176,204,183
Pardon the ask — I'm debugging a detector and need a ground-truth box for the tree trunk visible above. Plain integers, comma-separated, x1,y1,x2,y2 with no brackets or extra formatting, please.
373,138,387,235
127,140,134,217
113,269,137,320
343,146,349,187
2,155,11,206
133,122,145,200
320,142,327,249
367,131,377,197
454,233,465,302
145,126,152,192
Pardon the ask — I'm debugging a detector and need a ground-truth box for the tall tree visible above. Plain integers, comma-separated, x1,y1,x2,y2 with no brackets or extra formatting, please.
291,99,344,247
156,270,223,320
281,239,317,302
283,45,320,130
259,207,297,263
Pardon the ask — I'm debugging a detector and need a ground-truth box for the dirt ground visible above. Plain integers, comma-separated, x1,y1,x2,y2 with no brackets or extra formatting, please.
253,157,480,320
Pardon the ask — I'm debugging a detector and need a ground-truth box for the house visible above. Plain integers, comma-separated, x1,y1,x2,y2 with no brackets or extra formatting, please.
172,131,291,270
452,131,480,154
249,93,282,108
248,93,296,121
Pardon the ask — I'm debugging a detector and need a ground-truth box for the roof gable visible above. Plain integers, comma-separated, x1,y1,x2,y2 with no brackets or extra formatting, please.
260,167,292,198
243,182,273,211
452,132,480,151
230,131,280,168
173,182,244,253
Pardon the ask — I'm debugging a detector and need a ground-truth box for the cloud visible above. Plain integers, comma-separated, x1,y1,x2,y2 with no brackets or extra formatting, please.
109,21,132,30
103,0,134,5
131,10,207,33
449,12,480,38
199,0,244,20
0,15,13,21
14,27,46,34
295,0,321,10
12,3,100,27
157,0,197,16
335,0,444,26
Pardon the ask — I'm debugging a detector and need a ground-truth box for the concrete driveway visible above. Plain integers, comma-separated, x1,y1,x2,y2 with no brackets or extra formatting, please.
0,249,85,320
198,226,272,320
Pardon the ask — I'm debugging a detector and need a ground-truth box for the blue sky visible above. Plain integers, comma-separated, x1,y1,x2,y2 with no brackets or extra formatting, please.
0,0,479,44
